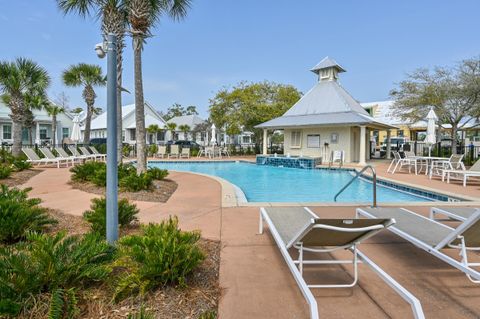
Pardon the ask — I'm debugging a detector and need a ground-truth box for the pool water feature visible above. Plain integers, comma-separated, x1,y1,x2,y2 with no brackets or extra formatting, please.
148,161,442,203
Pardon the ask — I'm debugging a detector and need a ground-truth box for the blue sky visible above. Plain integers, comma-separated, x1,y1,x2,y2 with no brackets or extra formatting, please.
1,0,480,117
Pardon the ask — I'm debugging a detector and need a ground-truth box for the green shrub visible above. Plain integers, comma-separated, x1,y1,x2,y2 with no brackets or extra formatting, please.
118,163,137,180
113,217,205,300
0,185,57,244
147,167,168,180
83,197,139,235
70,161,106,182
148,145,158,157
0,164,12,179
91,164,107,187
12,159,32,171
199,310,217,319
0,231,114,317
48,288,79,319
119,172,153,192
0,149,14,164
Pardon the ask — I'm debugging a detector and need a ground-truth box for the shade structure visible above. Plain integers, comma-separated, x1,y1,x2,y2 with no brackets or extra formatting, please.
70,114,82,142
425,108,438,156
210,124,217,146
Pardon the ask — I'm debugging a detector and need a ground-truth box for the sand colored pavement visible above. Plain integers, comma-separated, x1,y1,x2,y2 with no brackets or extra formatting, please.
22,168,480,318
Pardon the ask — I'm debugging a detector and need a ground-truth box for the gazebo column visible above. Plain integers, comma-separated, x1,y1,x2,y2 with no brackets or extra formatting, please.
359,125,366,166
386,129,392,159
262,129,268,155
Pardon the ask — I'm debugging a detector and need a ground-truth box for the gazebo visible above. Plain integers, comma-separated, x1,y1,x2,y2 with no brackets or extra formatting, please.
256,57,395,165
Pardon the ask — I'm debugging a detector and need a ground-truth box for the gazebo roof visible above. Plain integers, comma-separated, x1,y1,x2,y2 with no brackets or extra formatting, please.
256,57,395,130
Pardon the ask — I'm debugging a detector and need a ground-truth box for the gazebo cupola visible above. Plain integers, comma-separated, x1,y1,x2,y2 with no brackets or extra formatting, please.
310,56,346,82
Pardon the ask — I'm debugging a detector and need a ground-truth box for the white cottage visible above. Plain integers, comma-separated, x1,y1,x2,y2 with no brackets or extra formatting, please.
256,57,395,165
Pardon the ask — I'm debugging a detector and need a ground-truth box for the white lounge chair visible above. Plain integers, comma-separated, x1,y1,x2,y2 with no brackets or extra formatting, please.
430,154,464,179
39,147,72,167
156,145,167,158
80,146,104,161
68,146,92,161
259,207,425,319
22,148,55,167
443,158,480,186
357,207,480,284
89,146,106,160
180,147,190,159
55,147,82,165
168,145,179,158
329,150,344,168
430,207,478,222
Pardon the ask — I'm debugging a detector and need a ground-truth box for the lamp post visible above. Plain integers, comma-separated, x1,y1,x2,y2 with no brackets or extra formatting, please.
96,34,118,243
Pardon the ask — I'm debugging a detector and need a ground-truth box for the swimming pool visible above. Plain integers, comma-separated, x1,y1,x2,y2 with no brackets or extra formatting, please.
148,161,444,203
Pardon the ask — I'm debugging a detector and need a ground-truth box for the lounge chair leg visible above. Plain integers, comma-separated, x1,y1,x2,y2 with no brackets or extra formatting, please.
258,212,264,234
459,238,480,284
299,243,304,275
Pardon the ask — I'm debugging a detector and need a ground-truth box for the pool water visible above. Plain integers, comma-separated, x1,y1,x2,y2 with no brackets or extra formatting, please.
148,161,431,203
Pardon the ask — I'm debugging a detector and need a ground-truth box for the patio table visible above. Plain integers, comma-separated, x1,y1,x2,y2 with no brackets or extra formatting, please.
412,156,448,175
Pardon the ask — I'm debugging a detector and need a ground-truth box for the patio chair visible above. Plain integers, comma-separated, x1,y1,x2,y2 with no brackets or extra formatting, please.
429,154,464,179
259,207,424,319
443,158,480,187
221,146,231,158
54,147,82,165
38,147,71,168
180,147,190,159
329,150,344,168
388,151,416,174
89,146,107,160
156,145,167,158
168,145,179,158
68,145,93,161
356,207,480,284
22,148,57,167
80,146,104,161
430,207,478,222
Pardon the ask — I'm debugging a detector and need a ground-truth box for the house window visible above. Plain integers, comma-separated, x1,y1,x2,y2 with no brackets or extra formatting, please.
122,131,125,142
62,128,69,138
130,130,136,141
3,124,12,139
22,128,29,141
157,131,165,141
40,125,48,139
242,135,250,144
290,131,301,148
307,134,320,148
331,133,339,144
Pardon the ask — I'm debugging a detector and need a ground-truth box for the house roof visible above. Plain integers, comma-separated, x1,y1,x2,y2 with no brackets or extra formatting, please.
256,57,395,130
167,115,205,129
126,113,165,129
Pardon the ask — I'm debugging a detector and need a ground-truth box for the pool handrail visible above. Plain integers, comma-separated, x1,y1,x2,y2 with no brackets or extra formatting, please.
334,165,377,207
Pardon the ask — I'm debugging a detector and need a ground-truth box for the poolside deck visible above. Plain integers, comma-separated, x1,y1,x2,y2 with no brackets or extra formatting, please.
21,160,480,318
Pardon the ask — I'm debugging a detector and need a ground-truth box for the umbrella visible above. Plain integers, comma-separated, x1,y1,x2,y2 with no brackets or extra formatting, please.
70,114,82,145
425,107,438,156
210,124,217,146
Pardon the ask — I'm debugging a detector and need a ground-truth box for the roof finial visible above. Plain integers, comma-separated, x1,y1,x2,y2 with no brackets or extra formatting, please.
310,57,346,82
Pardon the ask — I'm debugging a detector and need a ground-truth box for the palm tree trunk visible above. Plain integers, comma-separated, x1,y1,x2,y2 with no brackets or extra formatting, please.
84,104,93,144
11,119,23,157
52,114,57,147
133,36,147,173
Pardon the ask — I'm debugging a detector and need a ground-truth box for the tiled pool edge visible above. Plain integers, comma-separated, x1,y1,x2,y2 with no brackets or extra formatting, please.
147,160,480,207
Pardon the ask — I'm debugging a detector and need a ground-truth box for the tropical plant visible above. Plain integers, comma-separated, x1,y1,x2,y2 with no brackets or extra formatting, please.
0,58,50,156
70,161,106,182
0,164,12,179
165,122,177,141
147,167,168,180
48,287,79,319
178,124,191,140
127,0,192,173
56,0,128,164
113,217,204,300
83,197,139,235
62,63,106,144
45,103,65,147
119,171,153,191
146,124,162,144
0,231,114,317
0,185,57,244
12,158,32,171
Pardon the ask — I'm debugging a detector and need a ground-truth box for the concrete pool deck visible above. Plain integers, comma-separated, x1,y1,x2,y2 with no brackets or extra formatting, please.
20,161,480,318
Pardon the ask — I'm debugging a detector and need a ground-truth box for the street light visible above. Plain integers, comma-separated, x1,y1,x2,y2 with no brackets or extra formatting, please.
96,34,118,244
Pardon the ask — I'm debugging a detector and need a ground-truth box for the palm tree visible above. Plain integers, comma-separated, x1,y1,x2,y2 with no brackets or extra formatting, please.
165,122,177,141
45,103,65,147
62,63,106,144
146,124,162,144
56,0,128,164
0,58,50,156
178,124,190,140
127,0,192,173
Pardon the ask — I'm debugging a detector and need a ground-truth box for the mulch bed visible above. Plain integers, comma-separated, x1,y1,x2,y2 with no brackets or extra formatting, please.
22,209,220,319
69,179,178,203
0,169,43,187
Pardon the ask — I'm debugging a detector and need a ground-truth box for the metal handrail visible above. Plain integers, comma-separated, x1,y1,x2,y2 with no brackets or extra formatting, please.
334,164,377,207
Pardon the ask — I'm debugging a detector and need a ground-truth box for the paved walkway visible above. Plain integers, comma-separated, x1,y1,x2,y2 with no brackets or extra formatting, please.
22,167,480,318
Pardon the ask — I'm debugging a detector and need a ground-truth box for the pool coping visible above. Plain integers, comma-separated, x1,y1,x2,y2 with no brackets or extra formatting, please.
147,160,480,207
